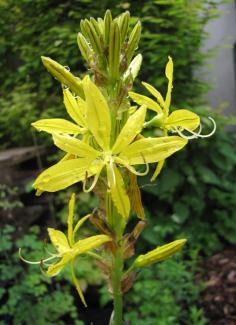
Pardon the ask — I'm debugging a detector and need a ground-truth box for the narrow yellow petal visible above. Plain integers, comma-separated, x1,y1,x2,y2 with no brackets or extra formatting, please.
73,235,111,255
112,105,146,154
129,92,162,114
83,77,111,150
142,81,165,108
67,193,76,246
33,158,100,192
133,239,187,268
165,109,200,131
63,89,86,127
48,228,70,254
119,136,188,165
107,164,130,220
73,214,91,241
165,56,173,114
47,254,72,276
71,262,87,307
150,159,165,182
52,133,100,159
32,118,82,135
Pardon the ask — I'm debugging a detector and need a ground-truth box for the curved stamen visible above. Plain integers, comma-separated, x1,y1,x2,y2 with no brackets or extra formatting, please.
83,170,101,193
19,248,58,265
174,117,216,140
117,156,149,176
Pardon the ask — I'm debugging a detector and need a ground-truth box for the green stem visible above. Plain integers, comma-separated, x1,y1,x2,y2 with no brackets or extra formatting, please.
111,244,124,325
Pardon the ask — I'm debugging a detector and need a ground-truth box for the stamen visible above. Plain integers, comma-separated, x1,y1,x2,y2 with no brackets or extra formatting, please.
83,171,101,193
174,117,216,139
19,248,58,265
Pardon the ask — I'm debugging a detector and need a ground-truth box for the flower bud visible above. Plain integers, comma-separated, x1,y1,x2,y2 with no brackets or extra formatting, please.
133,239,187,268
41,56,83,97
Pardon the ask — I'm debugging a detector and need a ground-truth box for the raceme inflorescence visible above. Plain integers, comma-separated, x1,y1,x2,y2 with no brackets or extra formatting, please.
20,10,215,325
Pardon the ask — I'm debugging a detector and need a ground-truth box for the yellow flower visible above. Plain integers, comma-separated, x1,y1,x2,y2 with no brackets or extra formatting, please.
33,77,188,220
20,193,111,307
129,57,216,180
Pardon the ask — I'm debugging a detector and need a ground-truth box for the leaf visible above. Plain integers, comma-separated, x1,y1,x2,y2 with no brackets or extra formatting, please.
63,88,86,127
112,105,146,154
52,133,100,159
83,77,111,150
165,109,200,131
48,228,70,254
107,164,130,220
32,118,82,135
119,136,188,165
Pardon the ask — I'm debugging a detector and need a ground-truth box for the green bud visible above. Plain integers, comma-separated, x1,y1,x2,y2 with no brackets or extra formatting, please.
104,10,112,47
126,21,141,64
83,19,103,57
41,56,84,97
117,11,130,43
123,53,142,81
77,32,93,64
109,22,121,80
133,239,187,268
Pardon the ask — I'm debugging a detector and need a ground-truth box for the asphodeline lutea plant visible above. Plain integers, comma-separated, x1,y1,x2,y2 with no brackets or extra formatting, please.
21,10,215,325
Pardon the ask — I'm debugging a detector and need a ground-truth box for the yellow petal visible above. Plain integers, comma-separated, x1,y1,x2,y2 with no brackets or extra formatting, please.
48,228,70,254
150,159,165,182
133,239,187,268
73,235,111,255
52,133,100,159
165,56,173,114
165,109,200,131
142,81,165,108
71,261,87,307
32,118,82,135
67,193,75,246
83,77,111,150
63,88,86,127
73,214,91,240
33,158,101,192
112,105,146,154
107,164,130,220
47,254,72,276
129,92,162,114
119,136,188,165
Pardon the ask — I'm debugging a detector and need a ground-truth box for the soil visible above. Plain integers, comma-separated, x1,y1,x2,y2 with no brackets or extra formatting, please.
199,248,236,325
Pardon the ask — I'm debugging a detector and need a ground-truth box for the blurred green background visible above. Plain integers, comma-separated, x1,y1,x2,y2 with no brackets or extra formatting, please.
0,1,235,324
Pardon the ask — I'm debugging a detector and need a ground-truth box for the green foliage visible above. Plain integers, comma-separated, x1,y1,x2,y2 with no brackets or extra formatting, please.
140,111,236,254
0,224,84,325
125,251,207,325
0,0,225,148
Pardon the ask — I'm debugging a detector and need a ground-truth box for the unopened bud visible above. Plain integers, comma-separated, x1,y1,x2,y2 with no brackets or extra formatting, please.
133,239,187,268
41,56,83,97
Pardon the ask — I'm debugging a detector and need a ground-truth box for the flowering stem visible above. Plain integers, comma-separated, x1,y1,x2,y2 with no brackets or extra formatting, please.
111,245,124,325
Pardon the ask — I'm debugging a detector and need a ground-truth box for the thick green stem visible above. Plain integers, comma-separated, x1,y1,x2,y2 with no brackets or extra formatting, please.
111,244,124,325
